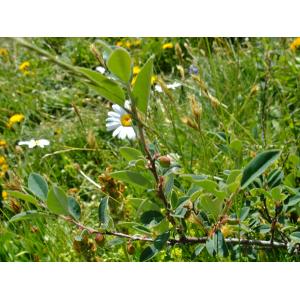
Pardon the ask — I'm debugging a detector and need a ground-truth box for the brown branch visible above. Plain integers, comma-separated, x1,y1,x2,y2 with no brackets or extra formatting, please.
61,216,287,249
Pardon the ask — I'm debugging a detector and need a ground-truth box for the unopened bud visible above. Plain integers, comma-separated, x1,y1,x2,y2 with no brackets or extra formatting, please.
127,242,135,255
158,156,171,168
95,233,105,246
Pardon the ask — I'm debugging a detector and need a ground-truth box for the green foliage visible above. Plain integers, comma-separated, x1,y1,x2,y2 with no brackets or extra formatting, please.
1,37,300,262
78,67,125,106
132,56,154,114
107,48,132,83
241,150,281,189
28,173,48,201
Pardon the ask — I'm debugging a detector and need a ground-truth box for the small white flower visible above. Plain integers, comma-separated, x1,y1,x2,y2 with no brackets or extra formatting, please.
18,139,50,148
154,82,181,93
96,66,106,74
106,100,136,140
168,82,181,89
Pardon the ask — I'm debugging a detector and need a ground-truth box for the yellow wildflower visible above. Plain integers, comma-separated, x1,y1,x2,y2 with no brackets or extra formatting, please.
151,75,157,85
19,61,30,75
133,39,141,46
162,42,174,50
1,164,9,172
6,114,25,128
125,41,131,48
2,191,8,200
290,37,300,51
0,156,6,165
133,66,141,75
0,140,7,148
116,41,123,47
0,48,8,56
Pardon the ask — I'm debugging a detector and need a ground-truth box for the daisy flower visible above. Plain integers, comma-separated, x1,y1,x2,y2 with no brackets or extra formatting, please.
154,82,181,93
18,139,50,148
96,66,106,74
106,101,136,140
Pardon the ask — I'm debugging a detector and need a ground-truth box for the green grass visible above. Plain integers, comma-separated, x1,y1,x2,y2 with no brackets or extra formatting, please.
0,37,299,261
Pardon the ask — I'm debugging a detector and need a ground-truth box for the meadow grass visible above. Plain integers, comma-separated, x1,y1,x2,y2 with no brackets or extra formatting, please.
0,37,299,261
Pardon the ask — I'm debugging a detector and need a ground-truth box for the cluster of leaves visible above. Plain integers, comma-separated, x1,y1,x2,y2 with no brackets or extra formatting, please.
0,37,300,261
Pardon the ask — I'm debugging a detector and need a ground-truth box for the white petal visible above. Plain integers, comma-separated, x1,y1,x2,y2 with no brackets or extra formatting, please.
107,111,120,118
106,117,120,123
168,82,181,89
118,128,127,140
112,104,126,115
96,66,105,74
106,123,120,131
124,100,131,110
18,140,31,146
36,139,50,148
112,126,122,137
28,140,37,148
126,127,136,140
155,85,163,93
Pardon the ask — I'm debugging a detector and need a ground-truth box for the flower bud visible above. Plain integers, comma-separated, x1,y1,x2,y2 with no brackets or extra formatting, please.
158,155,171,168
95,233,105,246
127,242,135,255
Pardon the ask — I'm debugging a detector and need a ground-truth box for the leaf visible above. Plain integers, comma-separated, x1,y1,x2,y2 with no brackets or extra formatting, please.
132,56,154,114
68,197,81,220
28,173,48,201
94,39,113,60
78,67,125,106
110,170,153,189
47,186,69,215
132,224,152,234
290,232,300,243
286,194,300,207
154,231,169,250
199,193,224,220
241,150,281,189
9,210,40,223
98,196,109,228
107,48,132,82
140,245,158,262
214,230,228,257
119,147,143,161
8,191,39,206
140,210,164,225
268,169,284,188
205,237,215,256
194,244,205,256
164,174,174,198
240,206,250,221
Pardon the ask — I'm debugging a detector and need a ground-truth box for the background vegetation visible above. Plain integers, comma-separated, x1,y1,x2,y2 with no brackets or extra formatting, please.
0,37,299,261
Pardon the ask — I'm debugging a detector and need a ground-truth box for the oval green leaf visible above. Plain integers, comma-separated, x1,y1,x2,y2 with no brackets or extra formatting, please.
47,186,69,215
110,171,153,189
107,48,132,83
98,196,109,228
28,173,48,201
78,67,125,106
140,245,158,262
119,147,143,161
140,210,164,225
68,196,81,220
132,56,154,114
9,210,40,223
241,150,281,189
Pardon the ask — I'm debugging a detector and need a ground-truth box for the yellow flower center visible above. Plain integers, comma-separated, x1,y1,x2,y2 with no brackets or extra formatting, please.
120,114,132,127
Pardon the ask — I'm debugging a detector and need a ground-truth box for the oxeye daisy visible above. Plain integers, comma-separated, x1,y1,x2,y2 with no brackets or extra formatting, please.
106,100,136,140
18,139,50,148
